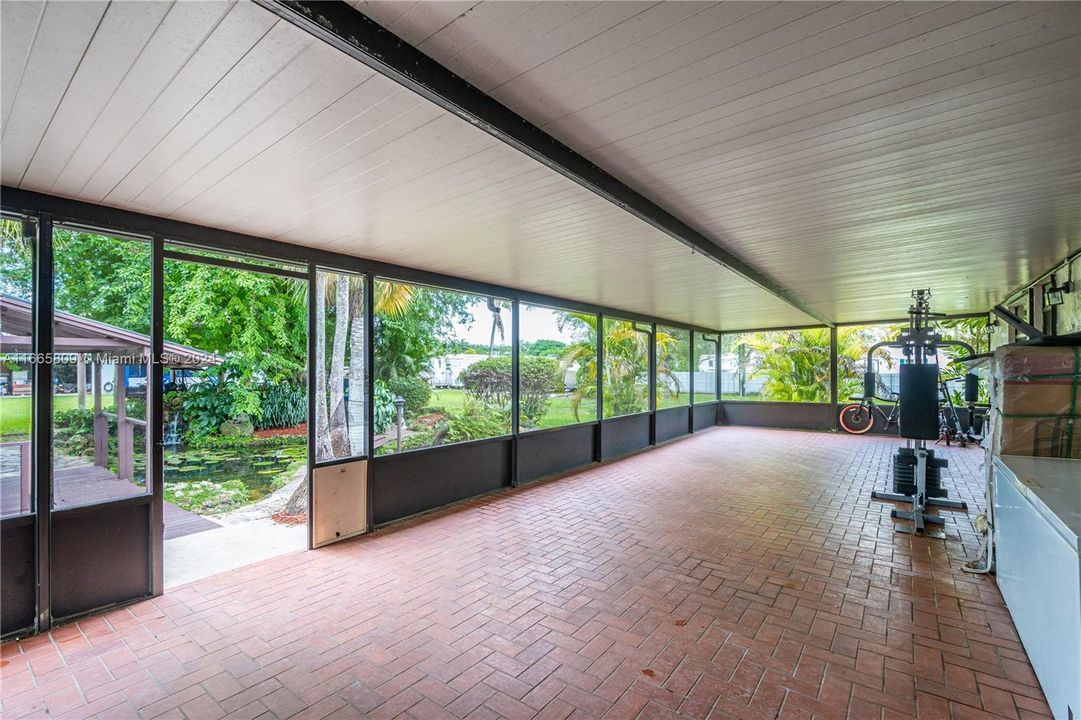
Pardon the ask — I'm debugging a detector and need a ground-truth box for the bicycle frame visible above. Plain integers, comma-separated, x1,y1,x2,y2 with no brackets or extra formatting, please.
862,396,900,429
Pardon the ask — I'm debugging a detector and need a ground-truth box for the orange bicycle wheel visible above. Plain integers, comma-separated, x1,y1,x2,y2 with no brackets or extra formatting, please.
839,404,874,434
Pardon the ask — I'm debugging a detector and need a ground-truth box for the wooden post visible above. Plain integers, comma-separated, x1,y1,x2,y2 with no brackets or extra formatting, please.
93,359,107,467
76,353,86,409
117,362,132,482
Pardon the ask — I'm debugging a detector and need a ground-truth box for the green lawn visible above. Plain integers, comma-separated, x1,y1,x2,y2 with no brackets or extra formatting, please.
721,393,768,402
0,394,80,438
0,389,718,441
427,388,720,430
427,388,593,429
658,392,717,409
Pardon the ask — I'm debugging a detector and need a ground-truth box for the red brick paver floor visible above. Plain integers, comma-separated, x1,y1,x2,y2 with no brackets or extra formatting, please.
0,427,1051,719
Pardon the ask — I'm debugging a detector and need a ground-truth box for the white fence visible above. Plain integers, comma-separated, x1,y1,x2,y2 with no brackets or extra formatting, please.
662,371,718,395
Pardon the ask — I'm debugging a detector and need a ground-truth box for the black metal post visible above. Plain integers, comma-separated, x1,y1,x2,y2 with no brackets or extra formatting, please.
829,325,839,431
688,332,695,434
149,235,164,595
595,313,604,461
510,299,520,487
648,323,656,446
306,265,317,549
33,212,53,632
365,273,375,531
714,335,721,425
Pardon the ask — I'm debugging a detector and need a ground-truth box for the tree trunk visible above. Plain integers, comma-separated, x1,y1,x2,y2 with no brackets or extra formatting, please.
314,277,330,460
327,277,351,458
283,472,308,516
347,278,366,455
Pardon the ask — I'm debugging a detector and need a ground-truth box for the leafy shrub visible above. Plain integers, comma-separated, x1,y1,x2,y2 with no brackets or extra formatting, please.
125,397,147,421
256,382,306,430
458,356,558,425
374,380,394,434
386,375,431,415
375,405,507,455
163,391,184,416
519,356,559,425
444,407,507,444
401,430,438,450
54,408,95,434
182,361,262,439
182,383,237,439
459,356,512,408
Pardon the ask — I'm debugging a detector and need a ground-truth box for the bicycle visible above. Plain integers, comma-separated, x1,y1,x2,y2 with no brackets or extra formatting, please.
839,383,900,434
936,377,977,447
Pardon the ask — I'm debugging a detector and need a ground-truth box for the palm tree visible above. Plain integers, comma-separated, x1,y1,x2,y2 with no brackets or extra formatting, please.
558,313,599,421
486,297,505,356
734,327,876,402
557,315,679,419
343,279,419,452
334,279,420,452
654,330,681,404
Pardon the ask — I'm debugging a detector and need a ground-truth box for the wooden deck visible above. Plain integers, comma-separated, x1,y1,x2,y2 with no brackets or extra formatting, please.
0,450,220,540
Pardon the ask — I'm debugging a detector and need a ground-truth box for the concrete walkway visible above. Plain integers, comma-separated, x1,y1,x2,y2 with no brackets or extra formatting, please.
163,517,306,589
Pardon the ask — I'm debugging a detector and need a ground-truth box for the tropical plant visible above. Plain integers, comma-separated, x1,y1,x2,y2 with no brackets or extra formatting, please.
557,313,600,421
374,380,395,435
654,328,685,402
555,315,681,419
602,319,652,416
52,227,153,334
936,317,991,358
182,358,262,439
386,375,432,415
256,382,307,430
733,327,875,402
54,408,95,435
443,407,507,444
0,218,33,300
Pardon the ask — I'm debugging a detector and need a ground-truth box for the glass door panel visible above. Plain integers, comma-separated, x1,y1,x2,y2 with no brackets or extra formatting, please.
51,226,151,508
1,215,37,518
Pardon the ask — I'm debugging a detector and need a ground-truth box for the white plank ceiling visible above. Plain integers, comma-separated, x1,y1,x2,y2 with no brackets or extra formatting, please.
2,1,1079,328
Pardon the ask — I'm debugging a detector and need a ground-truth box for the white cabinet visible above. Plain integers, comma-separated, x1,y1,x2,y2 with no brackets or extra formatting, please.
993,455,1081,720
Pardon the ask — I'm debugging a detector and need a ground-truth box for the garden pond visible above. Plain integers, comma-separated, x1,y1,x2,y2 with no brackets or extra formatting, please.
163,444,306,515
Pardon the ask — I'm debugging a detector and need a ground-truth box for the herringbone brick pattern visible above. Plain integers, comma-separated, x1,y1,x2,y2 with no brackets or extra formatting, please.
0,428,1051,719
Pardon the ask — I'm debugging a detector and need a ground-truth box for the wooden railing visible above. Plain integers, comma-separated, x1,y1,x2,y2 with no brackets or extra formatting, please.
1,440,32,514
101,411,146,481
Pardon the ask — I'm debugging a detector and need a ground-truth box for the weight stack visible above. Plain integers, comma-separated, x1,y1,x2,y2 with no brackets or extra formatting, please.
892,447,949,498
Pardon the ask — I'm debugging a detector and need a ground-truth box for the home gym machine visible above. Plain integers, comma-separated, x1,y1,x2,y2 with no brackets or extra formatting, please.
865,290,980,538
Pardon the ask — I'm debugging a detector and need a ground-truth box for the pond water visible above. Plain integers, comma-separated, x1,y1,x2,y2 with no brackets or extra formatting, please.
163,444,307,503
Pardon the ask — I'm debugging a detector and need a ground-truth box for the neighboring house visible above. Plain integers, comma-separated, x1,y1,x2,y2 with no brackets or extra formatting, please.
428,354,488,387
